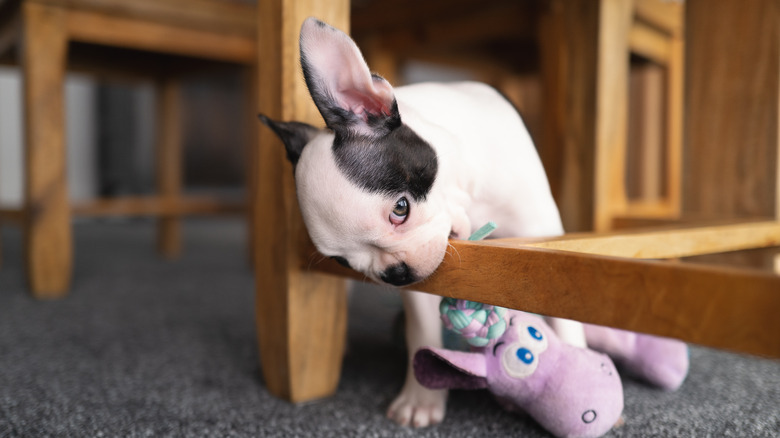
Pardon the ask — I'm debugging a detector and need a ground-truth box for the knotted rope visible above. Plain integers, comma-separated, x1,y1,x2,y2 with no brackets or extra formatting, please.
439,297,508,347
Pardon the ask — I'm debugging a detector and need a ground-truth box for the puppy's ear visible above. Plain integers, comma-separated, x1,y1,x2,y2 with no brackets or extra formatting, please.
258,114,320,166
299,17,400,138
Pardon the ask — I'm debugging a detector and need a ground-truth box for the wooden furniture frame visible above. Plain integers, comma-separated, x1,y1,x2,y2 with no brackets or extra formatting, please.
255,0,780,405
602,0,684,230
538,0,684,233
622,0,683,221
0,0,255,297
352,0,684,233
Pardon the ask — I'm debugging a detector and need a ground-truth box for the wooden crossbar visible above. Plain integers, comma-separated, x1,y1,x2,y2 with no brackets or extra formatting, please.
72,196,245,216
0,208,24,224
497,220,780,259
1,196,245,223
66,9,255,64
311,221,780,358
415,242,780,358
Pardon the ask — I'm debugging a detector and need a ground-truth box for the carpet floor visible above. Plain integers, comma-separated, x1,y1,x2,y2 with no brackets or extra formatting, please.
1,219,778,437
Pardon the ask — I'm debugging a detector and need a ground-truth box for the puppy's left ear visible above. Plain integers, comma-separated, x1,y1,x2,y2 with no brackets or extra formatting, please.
258,114,320,166
299,17,400,137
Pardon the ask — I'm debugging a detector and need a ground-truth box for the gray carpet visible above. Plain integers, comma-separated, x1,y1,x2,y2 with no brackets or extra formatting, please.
1,219,778,437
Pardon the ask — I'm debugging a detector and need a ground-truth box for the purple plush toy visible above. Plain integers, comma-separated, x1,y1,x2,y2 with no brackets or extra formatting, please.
584,324,689,391
414,299,689,438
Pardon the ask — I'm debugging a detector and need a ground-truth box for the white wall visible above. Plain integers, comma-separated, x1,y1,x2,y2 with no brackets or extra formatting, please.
400,60,476,84
0,67,98,207
0,68,23,207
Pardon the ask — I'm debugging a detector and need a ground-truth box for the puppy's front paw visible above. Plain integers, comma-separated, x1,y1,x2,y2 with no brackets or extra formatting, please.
387,379,447,428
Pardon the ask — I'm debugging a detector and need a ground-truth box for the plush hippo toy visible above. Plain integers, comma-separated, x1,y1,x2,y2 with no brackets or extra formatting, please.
414,299,689,437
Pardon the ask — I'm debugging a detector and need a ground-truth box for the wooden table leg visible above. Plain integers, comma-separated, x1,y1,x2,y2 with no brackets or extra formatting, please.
243,64,258,267
253,0,350,403
21,2,72,298
683,0,779,219
156,78,182,259
538,0,633,233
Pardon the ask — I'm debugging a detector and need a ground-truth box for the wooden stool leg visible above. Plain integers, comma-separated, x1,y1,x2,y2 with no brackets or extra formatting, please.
254,0,349,403
243,65,258,267
684,0,779,219
21,3,72,298
155,78,181,258
538,0,633,232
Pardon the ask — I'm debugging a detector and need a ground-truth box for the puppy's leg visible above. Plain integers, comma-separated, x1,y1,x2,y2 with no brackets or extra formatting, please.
545,317,587,348
387,290,447,428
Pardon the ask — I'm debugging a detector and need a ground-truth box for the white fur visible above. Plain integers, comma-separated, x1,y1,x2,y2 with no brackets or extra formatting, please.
295,82,566,280
293,82,586,425
295,132,452,283
394,81,564,240
290,17,586,428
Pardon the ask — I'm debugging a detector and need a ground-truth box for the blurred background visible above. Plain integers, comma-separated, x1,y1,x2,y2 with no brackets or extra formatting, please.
0,67,247,208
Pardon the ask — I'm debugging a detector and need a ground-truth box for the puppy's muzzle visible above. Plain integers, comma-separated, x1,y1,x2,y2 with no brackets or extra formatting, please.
380,262,416,286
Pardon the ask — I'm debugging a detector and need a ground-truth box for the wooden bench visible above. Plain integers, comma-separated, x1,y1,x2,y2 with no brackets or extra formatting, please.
0,0,255,296
253,0,780,405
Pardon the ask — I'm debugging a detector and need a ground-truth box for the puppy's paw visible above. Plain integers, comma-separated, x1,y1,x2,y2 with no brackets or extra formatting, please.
387,381,447,428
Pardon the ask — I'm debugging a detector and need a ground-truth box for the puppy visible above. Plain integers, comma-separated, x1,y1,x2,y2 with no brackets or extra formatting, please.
259,17,586,428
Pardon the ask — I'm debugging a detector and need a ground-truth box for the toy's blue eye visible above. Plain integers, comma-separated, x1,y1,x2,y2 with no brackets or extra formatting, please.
503,343,540,378
528,326,543,341
516,347,534,365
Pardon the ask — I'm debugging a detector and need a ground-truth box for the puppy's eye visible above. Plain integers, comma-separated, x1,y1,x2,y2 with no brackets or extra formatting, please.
390,197,409,225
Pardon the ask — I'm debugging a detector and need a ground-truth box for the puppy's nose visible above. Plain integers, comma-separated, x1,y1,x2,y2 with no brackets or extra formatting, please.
380,262,416,286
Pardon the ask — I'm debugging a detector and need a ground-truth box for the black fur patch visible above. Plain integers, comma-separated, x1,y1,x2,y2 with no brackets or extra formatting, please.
331,256,351,269
311,18,329,29
332,124,438,201
257,114,320,166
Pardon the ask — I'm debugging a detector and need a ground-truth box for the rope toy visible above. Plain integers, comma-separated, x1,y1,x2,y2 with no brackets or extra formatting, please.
439,221,506,347
439,298,508,347
467,221,497,241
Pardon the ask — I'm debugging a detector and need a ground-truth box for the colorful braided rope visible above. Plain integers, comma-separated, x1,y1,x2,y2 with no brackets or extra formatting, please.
439,297,508,347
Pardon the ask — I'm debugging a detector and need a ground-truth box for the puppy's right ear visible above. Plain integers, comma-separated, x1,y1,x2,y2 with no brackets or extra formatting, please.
299,17,399,138
258,114,320,166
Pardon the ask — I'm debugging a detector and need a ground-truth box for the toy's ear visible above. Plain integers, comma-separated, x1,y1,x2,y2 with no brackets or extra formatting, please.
257,114,321,166
299,17,400,138
413,348,488,390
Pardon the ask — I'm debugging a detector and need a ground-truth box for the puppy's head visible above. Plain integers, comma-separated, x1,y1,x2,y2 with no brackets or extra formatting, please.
259,18,452,286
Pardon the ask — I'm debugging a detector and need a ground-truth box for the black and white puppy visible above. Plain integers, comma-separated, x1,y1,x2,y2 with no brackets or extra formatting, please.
260,18,586,428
